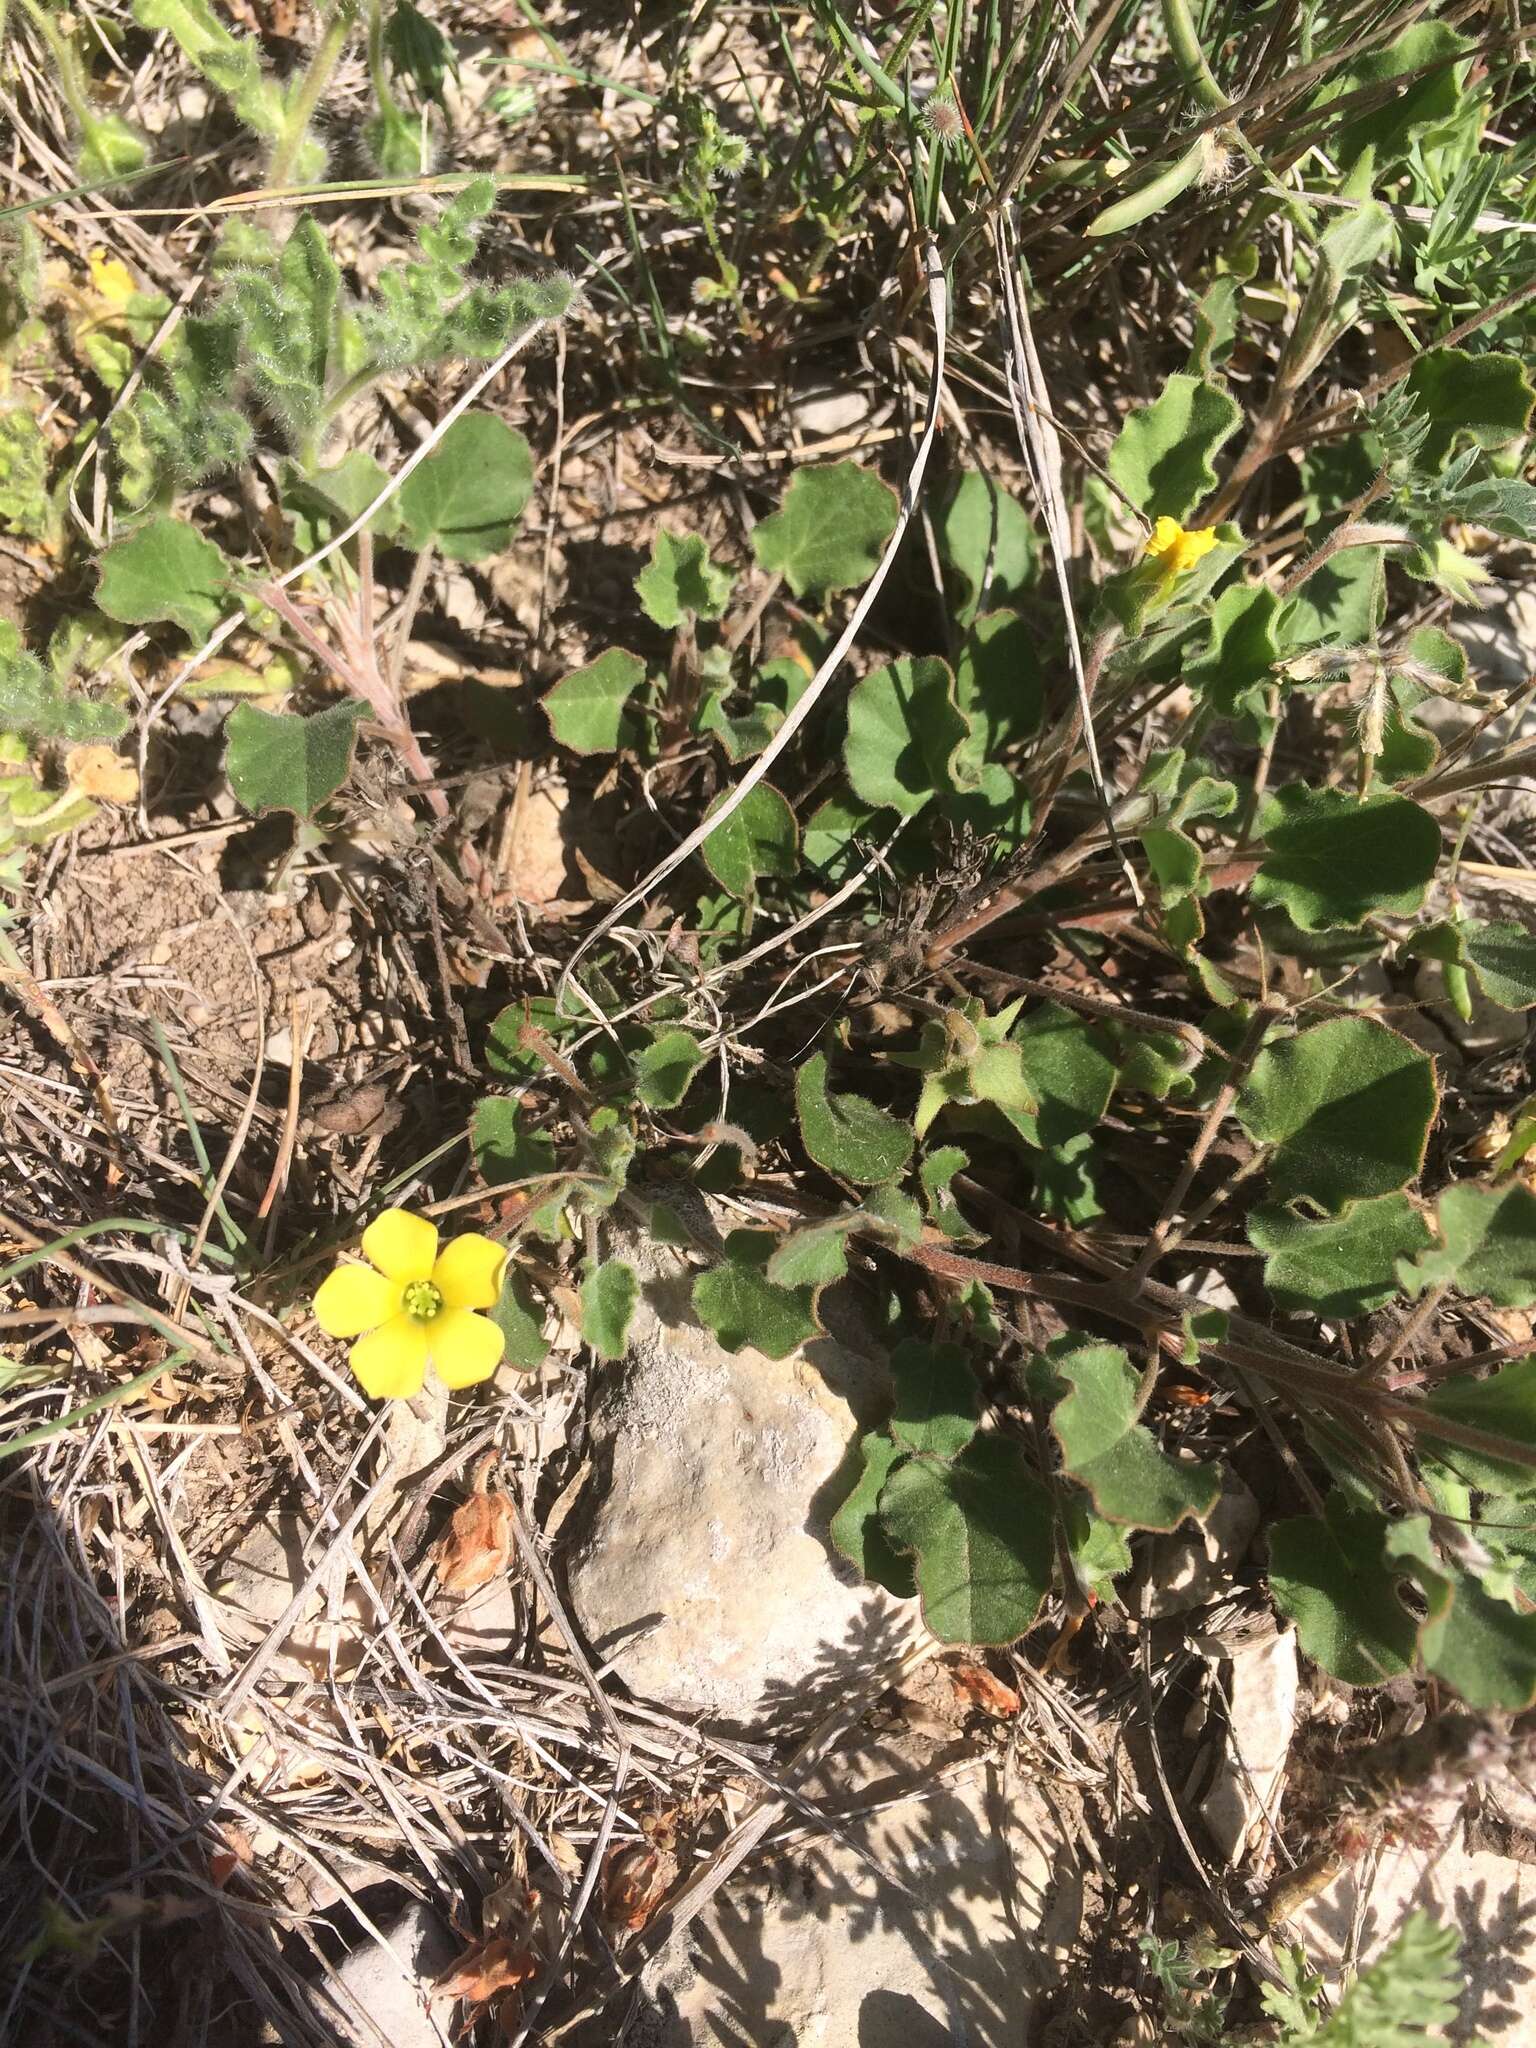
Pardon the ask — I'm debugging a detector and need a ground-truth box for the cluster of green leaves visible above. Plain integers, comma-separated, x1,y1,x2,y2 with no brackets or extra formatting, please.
115,181,569,502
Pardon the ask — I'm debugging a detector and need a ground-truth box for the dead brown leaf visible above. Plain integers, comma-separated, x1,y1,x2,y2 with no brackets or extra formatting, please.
600,1842,678,1933
948,1659,1022,1718
434,1473,515,1594
65,745,139,803
431,1933,540,2004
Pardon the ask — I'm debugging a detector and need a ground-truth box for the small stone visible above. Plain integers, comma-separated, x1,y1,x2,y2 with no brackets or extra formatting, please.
564,1275,913,1728
212,1509,371,1685
1143,1471,1260,1618
631,1736,1068,2045
315,1900,456,2048
1193,1619,1298,1868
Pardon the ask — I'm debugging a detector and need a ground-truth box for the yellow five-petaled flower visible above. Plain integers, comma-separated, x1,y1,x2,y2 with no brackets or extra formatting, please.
313,1208,507,1400
1144,515,1219,582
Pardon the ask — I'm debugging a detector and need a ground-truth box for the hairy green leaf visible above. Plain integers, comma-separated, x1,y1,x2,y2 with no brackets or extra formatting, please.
1314,21,1475,169
878,1435,1054,1646
1385,1516,1536,1710
1400,1182,1536,1309
937,472,1038,620
224,699,365,818
1106,372,1241,522
580,1258,638,1360
1406,347,1536,469
830,1432,916,1597
489,1263,549,1370
796,1051,914,1186
1238,1016,1438,1212
889,1338,980,1459
1033,1336,1220,1529
542,648,646,754
631,1027,707,1111
1252,786,1440,931
1418,1355,1536,1496
701,782,799,899
1248,1195,1430,1318
398,412,534,561
692,1229,819,1357
845,656,975,817
635,528,734,627
97,517,232,638
751,461,898,598
1269,1500,1417,1686
470,1096,555,1184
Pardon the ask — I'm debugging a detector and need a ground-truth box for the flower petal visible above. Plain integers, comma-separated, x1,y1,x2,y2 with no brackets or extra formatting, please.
349,1314,430,1399
1145,515,1183,562
361,1208,438,1284
428,1308,505,1390
313,1262,402,1338
432,1232,508,1310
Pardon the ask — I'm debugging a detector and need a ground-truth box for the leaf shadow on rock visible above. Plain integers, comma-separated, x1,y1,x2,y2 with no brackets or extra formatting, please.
621,1607,1078,2046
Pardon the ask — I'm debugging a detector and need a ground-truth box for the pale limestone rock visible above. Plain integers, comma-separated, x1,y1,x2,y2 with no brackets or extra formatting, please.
628,1731,1074,2046
313,1899,456,2048
564,1276,913,1727
1143,1471,1261,1618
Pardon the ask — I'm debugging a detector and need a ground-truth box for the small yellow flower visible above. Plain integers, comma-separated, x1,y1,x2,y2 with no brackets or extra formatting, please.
1144,515,1219,580
313,1208,507,1400
87,248,138,309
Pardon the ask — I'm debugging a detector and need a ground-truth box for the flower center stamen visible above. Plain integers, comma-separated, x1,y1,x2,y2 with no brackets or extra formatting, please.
403,1280,443,1322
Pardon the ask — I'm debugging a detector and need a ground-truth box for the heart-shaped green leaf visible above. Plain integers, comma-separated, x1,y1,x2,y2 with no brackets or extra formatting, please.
1268,1499,1417,1687
751,461,898,599
580,1257,638,1360
701,782,799,899
635,527,735,627
398,411,534,560
1237,1016,1438,1213
1400,1182,1536,1309
879,1435,1054,1645
1032,1336,1220,1530
542,648,646,754
1106,372,1241,522
845,656,975,817
692,1229,820,1357
97,516,233,638
889,1338,980,1459
224,699,366,818
1248,1194,1430,1318
796,1051,914,1186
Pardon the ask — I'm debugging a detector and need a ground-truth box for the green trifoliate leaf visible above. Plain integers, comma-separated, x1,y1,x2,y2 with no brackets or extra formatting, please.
1237,1016,1438,1213
542,648,646,754
1399,1183,1536,1309
878,1435,1054,1646
630,1027,707,1111
635,527,735,627
470,1096,555,1184
1248,1195,1430,1318
751,461,898,599
580,1258,638,1360
830,1432,916,1598
700,782,799,900
1405,919,1536,1013
1268,1499,1417,1686
224,700,366,819
692,1229,819,1357
936,472,1038,620
97,516,233,638
844,656,976,817
1384,1517,1536,1711
1106,372,1241,523
490,1264,549,1370
397,412,534,561
889,1338,980,1459
1418,1356,1536,1496
1251,785,1440,931
1031,1336,1219,1531
1405,347,1536,469
1313,20,1474,169
796,1051,914,1186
